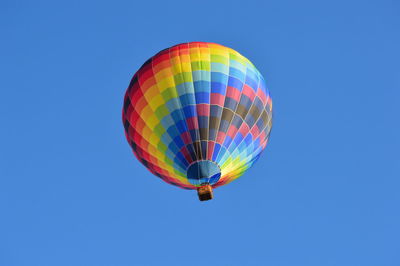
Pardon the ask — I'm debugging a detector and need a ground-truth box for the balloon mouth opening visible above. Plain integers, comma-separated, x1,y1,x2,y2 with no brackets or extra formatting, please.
186,160,221,186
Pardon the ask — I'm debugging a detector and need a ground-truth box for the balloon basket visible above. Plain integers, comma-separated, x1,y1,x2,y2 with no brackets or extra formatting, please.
197,184,213,201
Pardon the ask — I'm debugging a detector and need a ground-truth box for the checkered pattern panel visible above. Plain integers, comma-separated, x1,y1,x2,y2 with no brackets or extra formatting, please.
122,42,272,189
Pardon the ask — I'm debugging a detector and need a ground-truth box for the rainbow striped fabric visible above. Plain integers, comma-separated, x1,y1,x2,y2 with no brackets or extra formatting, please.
123,42,272,189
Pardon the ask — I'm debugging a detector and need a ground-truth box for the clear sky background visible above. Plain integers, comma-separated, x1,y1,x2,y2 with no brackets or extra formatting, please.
1,0,399,265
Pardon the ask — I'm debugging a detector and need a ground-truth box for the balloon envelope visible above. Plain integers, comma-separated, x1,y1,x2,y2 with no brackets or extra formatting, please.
123,42,272,190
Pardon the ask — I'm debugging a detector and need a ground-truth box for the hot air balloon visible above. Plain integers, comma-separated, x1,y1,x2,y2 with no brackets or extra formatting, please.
122,42,272,201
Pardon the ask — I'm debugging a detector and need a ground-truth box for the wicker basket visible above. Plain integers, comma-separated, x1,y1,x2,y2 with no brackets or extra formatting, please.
197,184,213,201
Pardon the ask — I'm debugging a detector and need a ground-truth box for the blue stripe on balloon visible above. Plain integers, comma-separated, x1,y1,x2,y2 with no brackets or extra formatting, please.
195,92,210,104
228,76,243,90
173,135,184,148
211,72,228,85
229,67,245,81
193,81,210,93
210,81,226,94
223,136,233,148
212,143,221,161
183,105,196,118
175,120,186,133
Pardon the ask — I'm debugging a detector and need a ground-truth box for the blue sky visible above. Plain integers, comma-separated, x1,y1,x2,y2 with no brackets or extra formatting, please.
1,0,399,265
